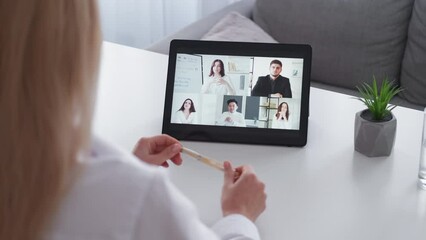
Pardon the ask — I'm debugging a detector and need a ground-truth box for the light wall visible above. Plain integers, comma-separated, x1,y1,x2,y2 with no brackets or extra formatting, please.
98,0,240,49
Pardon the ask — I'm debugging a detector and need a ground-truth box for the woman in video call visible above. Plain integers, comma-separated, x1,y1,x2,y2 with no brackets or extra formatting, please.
201,59,236,95
272,102,291,129
174,98,197,124
1,0,266,239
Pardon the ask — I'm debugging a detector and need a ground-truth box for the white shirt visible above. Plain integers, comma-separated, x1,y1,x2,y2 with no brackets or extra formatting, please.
201,75,236,95
173,110,197,124
217,111,246,127
45,137,259,240
271,116,291,129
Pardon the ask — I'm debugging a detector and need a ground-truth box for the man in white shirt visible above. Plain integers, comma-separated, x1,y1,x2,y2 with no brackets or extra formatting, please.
217,99,246,127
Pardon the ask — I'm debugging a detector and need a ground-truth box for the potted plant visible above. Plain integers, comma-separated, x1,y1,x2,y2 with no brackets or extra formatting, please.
354,76,403,157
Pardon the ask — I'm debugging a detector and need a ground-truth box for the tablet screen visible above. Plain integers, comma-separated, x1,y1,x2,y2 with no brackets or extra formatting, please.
163,40,311,146
171,54,302,129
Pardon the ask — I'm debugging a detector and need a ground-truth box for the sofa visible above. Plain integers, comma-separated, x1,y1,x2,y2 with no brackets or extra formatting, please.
147,0,426,110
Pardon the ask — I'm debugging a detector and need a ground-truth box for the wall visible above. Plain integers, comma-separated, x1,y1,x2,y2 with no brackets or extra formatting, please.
98,0,241,49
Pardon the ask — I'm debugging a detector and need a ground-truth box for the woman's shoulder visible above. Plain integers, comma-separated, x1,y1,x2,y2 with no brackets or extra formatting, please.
48,136,167,238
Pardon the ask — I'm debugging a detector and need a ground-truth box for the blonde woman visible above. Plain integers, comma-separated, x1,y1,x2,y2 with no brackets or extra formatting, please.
0,1,266,240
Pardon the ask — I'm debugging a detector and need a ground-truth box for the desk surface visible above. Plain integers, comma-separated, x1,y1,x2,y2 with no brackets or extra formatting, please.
94,42,426,240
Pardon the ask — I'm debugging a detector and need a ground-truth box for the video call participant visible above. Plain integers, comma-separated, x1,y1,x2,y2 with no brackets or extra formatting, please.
201,59,236,95
272,102,291,129
173,98,197,124
251,59,292,98
217,99,246,127
1,1,266,240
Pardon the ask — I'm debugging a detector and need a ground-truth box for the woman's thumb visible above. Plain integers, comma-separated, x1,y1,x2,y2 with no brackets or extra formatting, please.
155,143,181,163
223,161,234,185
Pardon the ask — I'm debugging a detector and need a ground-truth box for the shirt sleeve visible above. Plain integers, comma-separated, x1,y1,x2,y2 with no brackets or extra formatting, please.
224,75,236,95
283,78,292,98
132,170,260,240
236,113,246,127
174,111,183,123
251,77,262,96
216,112,227,126
189,112,197,124
212,214,260,240
201,77,213,93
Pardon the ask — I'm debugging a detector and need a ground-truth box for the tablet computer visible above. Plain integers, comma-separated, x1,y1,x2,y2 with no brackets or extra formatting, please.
162,40,312,146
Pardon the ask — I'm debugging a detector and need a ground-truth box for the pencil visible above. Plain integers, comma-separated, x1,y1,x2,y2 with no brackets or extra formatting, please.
181,147,224,171
180,147,241,180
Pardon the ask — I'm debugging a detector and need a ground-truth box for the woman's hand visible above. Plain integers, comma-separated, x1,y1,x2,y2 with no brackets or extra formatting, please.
217,76,235,95
221,161,267,222
224,117,233,123
216,77,226,85
133,134,182,167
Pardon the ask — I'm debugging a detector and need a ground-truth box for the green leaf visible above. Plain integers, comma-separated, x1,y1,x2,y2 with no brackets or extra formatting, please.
354,75,403,121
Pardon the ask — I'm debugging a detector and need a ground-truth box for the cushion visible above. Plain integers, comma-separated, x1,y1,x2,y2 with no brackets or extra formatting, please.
400,0,426,106
201,11,278,43
253,0,415,91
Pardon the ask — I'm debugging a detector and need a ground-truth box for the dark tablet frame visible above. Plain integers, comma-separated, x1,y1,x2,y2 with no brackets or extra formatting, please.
162,40,312,146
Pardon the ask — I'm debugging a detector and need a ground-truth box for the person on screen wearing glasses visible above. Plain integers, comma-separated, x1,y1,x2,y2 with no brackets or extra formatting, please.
217,99,247,127
201,59,236,95
0,1,266,240
251,59,292,98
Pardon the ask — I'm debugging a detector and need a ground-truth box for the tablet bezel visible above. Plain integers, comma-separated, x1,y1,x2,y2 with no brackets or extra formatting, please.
162,40,312,146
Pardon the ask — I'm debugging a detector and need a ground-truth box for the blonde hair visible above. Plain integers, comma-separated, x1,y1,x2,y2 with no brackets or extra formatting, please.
0,0,101,239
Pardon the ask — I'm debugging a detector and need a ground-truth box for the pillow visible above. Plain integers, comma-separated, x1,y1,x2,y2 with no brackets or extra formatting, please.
400,0,426,106
254,0,414,92
201,12,278,43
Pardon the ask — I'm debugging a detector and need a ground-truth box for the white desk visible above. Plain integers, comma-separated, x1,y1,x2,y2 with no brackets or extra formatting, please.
94,42,426,240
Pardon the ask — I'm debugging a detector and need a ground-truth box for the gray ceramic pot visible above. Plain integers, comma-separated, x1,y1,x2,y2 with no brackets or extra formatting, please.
354,109,397,157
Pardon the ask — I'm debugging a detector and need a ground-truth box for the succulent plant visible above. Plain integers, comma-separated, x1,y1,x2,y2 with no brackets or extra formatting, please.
356,76,403,121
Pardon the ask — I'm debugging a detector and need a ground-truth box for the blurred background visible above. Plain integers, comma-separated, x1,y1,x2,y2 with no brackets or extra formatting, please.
99,0,242,49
